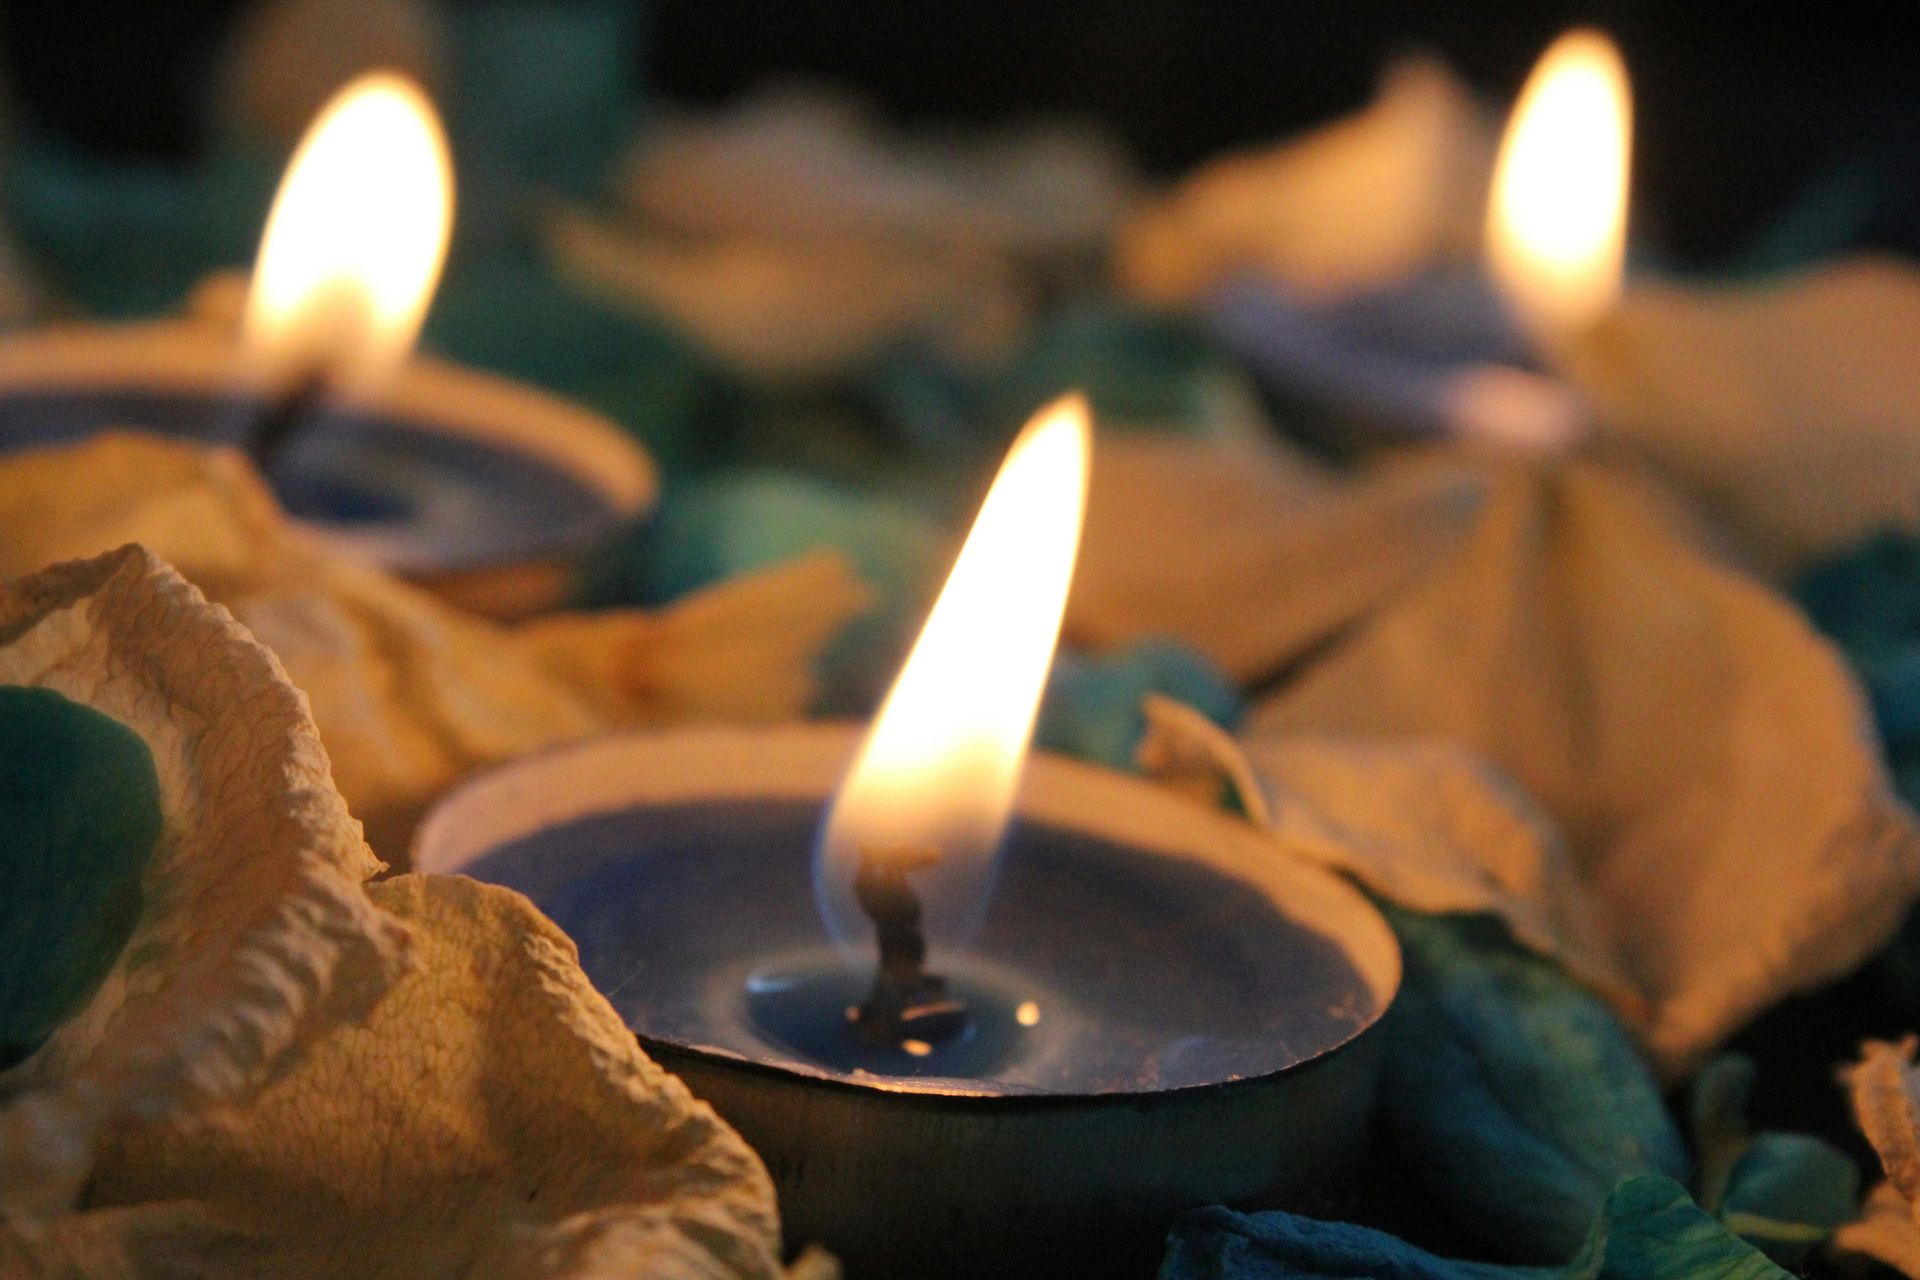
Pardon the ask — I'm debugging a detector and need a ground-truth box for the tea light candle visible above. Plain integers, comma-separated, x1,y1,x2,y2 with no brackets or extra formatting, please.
1210,29,1632,453
417,398,1401,1278
0,74,653,619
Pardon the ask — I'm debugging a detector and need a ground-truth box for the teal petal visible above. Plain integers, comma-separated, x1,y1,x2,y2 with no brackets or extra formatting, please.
1,686,162,1070
579,469,949,711
1689,1054,1859,1265
1160,1176,1790,1280
1377,911,1690,1262
1038,641,1242,771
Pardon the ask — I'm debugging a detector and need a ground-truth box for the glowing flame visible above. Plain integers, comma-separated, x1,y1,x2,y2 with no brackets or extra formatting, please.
1485,29,1632,343
814,395,1094,952
242,72,454,397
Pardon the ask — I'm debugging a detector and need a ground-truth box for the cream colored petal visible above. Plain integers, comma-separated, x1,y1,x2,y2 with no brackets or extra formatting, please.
519,549,873,724
1847,1038,1920,1205
610,83,1131,257
1567,256,1920,576
1116,58,1493,304
0,432,287,595
1067,432,1490,682
1832,1182,1920,1278
0,436,865,862
79,875,781,1280
1838,1043,1920,1277
1250,460,1920,1072
549,210,1026,379
1137,696,1641,1020
0,546,411,1218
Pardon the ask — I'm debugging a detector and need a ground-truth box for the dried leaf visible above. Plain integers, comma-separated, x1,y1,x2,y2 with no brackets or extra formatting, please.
1068,433,1489,682
549,209,1026,378
610,84,1132,257
1138,694,1634,1008
1846,1038,1920,1203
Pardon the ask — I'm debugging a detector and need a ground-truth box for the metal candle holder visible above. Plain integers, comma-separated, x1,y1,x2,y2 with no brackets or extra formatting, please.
416,723,1402,1279
0,316,655,619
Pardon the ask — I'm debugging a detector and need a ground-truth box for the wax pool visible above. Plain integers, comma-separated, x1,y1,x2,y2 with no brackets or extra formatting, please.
464,797,1377,1093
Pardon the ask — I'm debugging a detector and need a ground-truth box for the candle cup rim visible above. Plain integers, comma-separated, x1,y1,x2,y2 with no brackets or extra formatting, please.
0,317,656,574
415,720,1404,1099
636,1018,1379,1104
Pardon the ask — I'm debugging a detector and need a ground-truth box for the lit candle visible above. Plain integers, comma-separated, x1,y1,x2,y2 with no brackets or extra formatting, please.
417,395,1401,1277
1204,31,1634,452
0,74,651,619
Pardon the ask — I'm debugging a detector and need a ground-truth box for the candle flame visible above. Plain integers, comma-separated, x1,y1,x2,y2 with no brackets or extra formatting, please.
1485,29,1632,344
814,394,1093,952
242,72,454,398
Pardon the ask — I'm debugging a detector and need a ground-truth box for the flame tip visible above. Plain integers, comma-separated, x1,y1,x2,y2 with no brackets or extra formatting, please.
1485,25,1632,343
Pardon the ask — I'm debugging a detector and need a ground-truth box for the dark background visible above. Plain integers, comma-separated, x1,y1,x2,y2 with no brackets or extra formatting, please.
4,0,1918,263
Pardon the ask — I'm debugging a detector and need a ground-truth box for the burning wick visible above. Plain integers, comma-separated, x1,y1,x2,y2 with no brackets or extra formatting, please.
849,845,970,1048
244,369,330,474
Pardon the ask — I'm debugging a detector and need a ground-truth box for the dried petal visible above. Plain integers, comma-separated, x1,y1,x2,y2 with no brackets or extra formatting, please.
68,875,780,1280
0,545,410,1217
1568,257,1920,576
1832,1182,1920,1277
1846,1037,1920,1204
1249,461,1920,1071
0,435,866,859
1116,58,1493,304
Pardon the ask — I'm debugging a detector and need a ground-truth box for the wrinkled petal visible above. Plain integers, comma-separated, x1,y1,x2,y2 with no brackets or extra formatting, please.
0,546,410,1217
0,435,867,859
1069,433,1489,682
6,875,781,1279
1137,699,1638,1025
1832,1182,1920,1277
1248,459,1920,1072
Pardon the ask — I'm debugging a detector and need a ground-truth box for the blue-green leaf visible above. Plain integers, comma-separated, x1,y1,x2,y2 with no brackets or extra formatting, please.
1376,910,1690,1262
1160,1176,1790,1280
1,685,162,1070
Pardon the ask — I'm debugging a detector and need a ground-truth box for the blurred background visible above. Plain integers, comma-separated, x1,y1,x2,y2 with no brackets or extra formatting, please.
5,0,1919,263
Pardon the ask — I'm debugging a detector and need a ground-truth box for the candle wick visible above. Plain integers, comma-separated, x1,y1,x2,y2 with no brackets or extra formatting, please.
849,845,970,1050
245,366,331,477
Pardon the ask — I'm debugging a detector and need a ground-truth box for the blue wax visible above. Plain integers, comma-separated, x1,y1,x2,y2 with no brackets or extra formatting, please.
0,388,617,570
463,799,1378,1094
1203,270,1541,439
